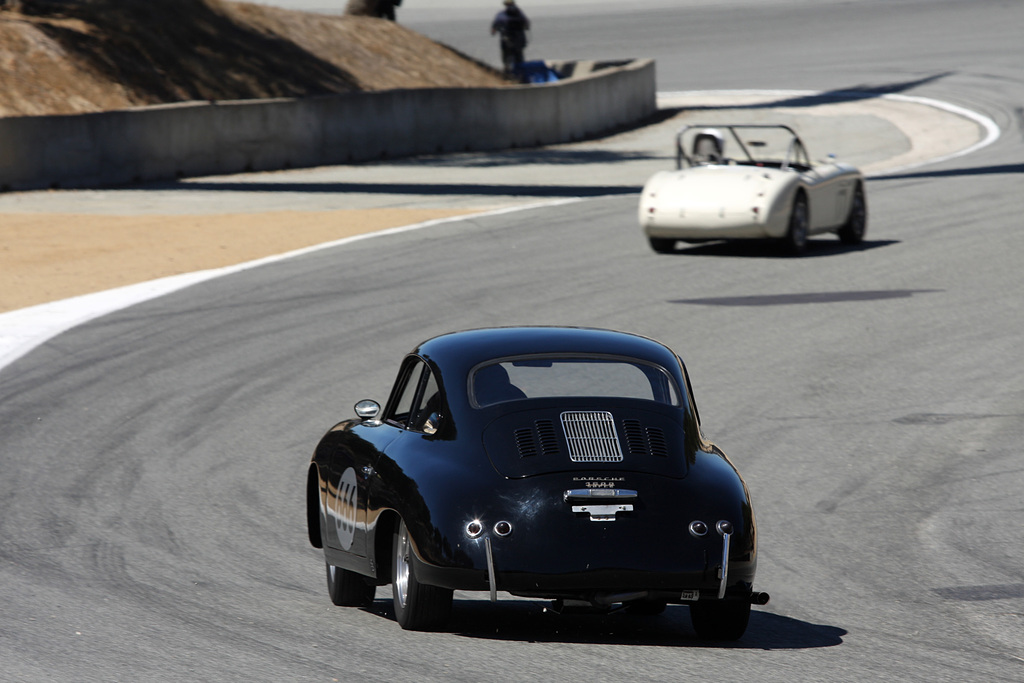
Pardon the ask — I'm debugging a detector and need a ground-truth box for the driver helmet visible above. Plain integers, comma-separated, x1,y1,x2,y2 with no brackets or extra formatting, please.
693,128,726,163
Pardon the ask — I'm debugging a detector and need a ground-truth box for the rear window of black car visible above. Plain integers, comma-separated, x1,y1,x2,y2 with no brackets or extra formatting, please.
471,356,681,407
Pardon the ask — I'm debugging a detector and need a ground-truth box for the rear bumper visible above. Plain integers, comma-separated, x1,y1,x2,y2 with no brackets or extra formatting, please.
412,552,757,602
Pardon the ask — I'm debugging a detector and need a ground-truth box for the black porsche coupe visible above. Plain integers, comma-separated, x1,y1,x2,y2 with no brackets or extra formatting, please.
306,327,767,639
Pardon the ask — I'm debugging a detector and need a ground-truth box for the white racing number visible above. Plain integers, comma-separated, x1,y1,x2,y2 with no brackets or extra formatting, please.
332,467,358,551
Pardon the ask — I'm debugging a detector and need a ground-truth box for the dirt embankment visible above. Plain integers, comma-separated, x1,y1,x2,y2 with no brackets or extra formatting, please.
0,0,507,117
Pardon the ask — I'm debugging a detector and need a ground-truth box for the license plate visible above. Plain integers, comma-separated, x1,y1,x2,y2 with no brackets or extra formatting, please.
679,590,699,601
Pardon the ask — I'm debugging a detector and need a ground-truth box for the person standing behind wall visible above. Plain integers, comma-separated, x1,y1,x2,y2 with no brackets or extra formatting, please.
375,0,400,21
490,0,530,75
345,0,400,21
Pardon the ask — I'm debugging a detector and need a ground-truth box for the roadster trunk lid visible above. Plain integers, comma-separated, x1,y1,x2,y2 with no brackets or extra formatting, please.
670,166,773,221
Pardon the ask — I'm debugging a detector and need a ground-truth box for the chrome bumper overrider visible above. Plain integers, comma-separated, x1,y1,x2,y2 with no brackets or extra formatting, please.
718,526,731,599
485,536,497,602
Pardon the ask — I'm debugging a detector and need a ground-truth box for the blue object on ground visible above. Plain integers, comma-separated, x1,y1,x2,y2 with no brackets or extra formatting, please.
514,61,559,84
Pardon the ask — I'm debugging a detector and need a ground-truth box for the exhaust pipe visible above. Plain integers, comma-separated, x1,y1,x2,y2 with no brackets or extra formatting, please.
749,591,771,605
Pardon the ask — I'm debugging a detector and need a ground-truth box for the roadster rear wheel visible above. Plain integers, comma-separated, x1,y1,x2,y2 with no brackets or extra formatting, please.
837,184,867,244
392,519,453,630
325,562,375,607
689,599,751,640
784,194,809,255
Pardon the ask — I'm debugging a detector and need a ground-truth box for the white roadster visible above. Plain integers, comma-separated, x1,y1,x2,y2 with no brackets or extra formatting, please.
639,124,867,255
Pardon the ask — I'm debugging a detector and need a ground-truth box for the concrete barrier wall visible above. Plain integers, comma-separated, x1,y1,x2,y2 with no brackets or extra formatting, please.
0,58,655,192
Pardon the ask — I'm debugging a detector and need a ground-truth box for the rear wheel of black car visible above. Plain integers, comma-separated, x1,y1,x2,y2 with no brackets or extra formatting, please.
392,519,453,630
326,562,375,607
689,600,751,641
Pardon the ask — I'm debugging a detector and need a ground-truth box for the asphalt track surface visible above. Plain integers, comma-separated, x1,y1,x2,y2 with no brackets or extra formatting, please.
2,1,1023,681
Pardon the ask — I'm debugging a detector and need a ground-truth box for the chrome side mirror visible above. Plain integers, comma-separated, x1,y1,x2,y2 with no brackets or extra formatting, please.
354,399,381,420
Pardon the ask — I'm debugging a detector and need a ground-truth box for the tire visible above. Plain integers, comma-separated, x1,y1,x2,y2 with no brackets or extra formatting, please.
784,193,809,255
325,562,375,607
837,184,867,244
689,600,751,641
649,237,677,254
392,520,453,630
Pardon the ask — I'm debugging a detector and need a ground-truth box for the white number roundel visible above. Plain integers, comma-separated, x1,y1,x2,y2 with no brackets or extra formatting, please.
333,467,358,550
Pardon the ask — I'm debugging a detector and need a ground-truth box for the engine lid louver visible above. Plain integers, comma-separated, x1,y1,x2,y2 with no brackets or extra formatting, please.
646,426,669,457
513,428,538,457
622,419,668,457
515,420,559,458
537,420,559,454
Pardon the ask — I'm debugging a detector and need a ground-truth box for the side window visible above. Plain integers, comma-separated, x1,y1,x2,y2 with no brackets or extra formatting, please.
410,370,441,434
385,358,443,433
387,360,426,428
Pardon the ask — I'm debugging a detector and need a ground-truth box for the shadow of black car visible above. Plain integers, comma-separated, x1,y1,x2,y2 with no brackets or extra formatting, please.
366,598,845,649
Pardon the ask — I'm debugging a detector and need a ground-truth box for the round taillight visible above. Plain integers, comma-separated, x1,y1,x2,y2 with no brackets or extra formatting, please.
466,520,484,539
716,520,734,536
493,521,513,537
689,520,708,537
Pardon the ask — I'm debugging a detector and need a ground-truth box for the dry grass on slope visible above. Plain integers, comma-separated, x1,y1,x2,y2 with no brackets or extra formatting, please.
0,0,507,117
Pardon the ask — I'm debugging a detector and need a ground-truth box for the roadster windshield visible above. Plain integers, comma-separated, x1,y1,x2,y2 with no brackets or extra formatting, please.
471,356,681,407
678,124,811,170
